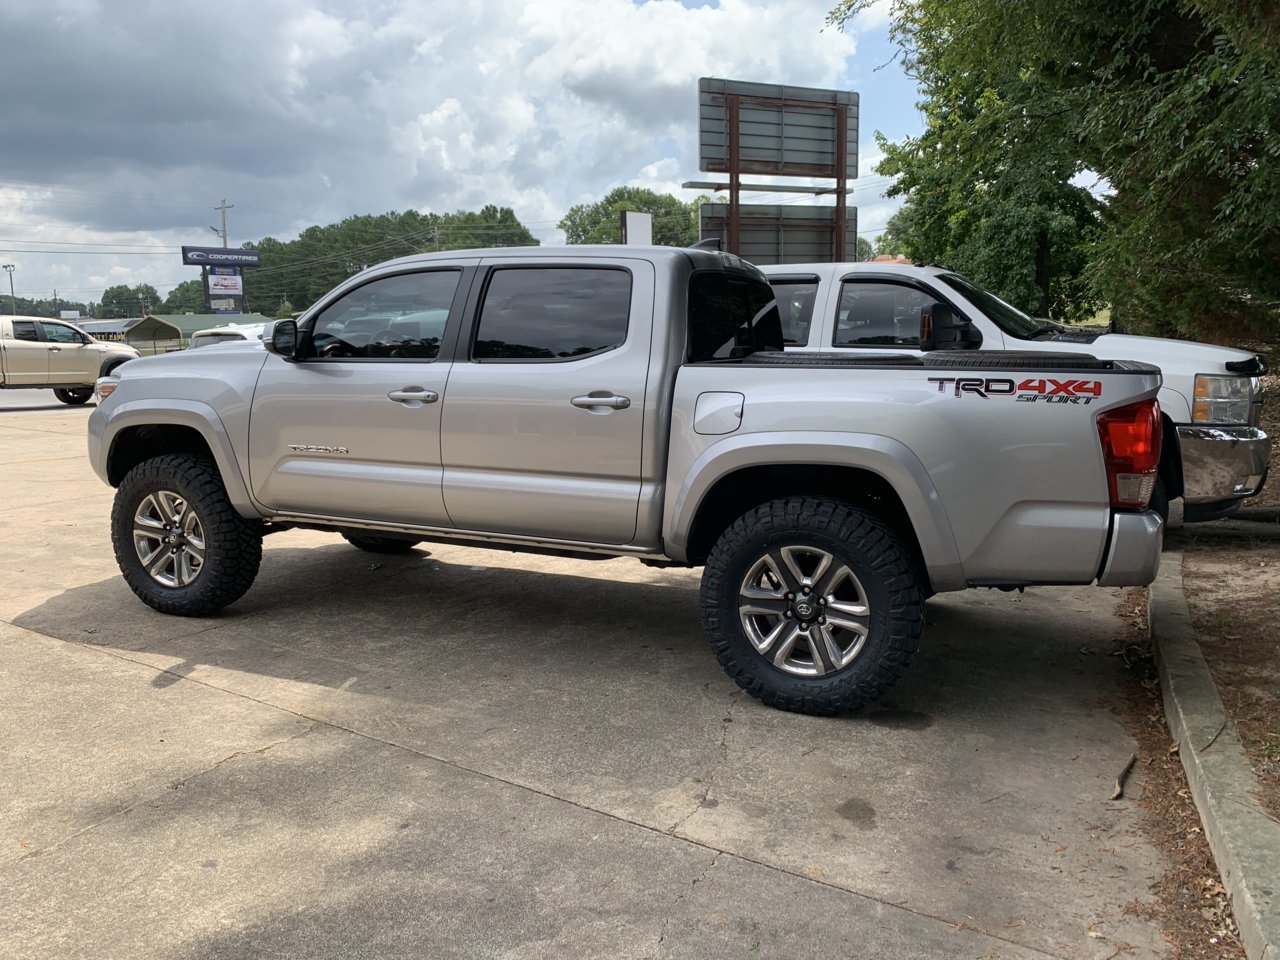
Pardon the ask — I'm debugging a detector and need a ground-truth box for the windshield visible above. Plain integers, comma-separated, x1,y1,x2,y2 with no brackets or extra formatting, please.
937,273,1044,339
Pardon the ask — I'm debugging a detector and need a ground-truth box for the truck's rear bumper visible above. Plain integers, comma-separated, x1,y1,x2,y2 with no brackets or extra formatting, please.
1177,425,1270,503
1097,511,1163,587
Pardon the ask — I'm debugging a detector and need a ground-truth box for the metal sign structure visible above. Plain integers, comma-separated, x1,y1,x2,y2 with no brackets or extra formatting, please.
699,204,858,265
180,246,261,267
697,78,859,261
182,247,260,316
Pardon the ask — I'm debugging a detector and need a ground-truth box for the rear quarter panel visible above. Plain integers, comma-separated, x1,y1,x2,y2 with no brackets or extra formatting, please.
666,363,1161,588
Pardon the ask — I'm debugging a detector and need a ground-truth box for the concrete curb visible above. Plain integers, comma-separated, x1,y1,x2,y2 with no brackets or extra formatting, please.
1149,551,1280,960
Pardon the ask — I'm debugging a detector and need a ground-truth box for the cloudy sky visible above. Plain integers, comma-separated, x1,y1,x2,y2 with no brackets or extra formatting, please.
0,0,919,306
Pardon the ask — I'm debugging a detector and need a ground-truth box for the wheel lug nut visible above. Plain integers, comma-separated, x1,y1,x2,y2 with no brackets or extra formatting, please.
802,587,811,595
786,593,794,601
783,611,791,619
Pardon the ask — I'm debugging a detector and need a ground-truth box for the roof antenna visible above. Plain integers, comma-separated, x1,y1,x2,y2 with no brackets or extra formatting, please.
689,238,722,251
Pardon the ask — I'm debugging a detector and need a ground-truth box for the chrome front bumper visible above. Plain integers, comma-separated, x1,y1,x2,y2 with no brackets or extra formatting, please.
1177,425,1271,503
1097,511,1164,587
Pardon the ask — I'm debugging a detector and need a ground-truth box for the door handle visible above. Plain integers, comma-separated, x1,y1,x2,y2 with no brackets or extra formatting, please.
48,347,62,353
387,387,438,404
571,393,630,410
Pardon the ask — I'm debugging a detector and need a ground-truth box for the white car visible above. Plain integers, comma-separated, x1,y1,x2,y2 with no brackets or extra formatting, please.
188,322,267,349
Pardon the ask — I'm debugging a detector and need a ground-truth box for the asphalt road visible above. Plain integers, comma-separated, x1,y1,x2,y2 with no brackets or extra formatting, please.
0,407,1171,959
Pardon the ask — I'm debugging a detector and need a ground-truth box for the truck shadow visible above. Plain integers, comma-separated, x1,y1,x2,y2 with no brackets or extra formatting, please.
11,540,1133,730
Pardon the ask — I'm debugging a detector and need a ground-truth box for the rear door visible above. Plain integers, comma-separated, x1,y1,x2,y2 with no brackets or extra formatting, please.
3,320,48,384
247,264,473,526
440,258,653,544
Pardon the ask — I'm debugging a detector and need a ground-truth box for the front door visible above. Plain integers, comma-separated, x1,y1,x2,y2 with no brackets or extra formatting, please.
248,265,472,527
40,321,99,382
441,259,653,544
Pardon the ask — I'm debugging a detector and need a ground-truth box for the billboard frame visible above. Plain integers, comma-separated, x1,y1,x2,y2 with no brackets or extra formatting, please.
698,78,858,261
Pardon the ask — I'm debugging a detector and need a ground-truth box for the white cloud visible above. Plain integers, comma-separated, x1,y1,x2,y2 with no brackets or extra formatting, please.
0,0,881,303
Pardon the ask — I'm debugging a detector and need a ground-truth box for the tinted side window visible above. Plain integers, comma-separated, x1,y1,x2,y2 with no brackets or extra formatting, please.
834,281,930,347
688,271,783,361
310,270,460,360
473,267,630,361
769,278,819,345
41,322,82,344
11,321,39,342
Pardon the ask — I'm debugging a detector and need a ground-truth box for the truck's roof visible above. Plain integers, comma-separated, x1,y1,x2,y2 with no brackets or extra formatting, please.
373,244,753,273
759,261,949,277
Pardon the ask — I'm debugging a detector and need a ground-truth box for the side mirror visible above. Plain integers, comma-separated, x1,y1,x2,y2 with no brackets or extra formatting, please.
919,302,980,351
264,319,300,359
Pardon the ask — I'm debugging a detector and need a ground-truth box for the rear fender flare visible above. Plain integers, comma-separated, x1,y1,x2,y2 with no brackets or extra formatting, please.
665,431,965,590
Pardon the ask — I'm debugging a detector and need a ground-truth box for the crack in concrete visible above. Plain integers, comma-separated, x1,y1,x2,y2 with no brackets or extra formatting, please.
5,723,316,871
666,691,738,837
655,850,721,950
22,628,1070,960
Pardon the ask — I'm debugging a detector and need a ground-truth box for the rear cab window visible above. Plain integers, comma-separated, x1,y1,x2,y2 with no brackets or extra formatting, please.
688,270,784,361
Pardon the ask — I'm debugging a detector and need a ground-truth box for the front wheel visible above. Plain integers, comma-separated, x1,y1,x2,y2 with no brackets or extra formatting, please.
54,387,93,405
700,497,924,716
112,454,263,616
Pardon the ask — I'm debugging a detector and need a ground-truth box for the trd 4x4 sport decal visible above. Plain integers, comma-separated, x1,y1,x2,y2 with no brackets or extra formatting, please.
928,377,1103,404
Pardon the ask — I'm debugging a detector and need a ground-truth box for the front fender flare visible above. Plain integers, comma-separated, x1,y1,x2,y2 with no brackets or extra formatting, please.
92,399,260,516
664,431,965,591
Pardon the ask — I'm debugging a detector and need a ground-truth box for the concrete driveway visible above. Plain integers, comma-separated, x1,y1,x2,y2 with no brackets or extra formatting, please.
0,406,1169,959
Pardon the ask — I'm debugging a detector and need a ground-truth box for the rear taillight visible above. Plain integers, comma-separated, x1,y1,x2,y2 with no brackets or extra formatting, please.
1096,399,1162,509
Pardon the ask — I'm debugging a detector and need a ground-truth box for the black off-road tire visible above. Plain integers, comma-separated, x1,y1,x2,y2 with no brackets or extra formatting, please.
700,497,924,716
112,454,262,616
341,532,422,554
54,387,93,405
1149,477,1170,525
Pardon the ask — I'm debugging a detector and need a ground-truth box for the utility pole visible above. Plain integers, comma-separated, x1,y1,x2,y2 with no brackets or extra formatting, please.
2,264,14,315
213,198,234,248
53,288,59,316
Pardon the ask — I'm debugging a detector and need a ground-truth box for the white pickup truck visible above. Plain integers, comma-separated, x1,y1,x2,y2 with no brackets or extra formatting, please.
0,315,139,404
763,263,1270,522
89,246,1165,714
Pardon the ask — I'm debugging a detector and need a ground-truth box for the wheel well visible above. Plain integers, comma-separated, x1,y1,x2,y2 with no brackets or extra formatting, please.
1158,413,1182,500
683,464,930,589
100,356,133,377
107,425,216,486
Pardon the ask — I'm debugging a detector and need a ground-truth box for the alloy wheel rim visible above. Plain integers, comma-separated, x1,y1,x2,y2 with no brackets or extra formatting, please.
133,490,206,588
738,545,871,677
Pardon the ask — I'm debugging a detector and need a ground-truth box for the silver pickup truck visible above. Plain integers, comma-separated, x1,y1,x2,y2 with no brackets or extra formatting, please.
88,246,1164,714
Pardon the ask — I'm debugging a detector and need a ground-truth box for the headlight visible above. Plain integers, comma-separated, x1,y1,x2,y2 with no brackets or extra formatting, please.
94,376,119,400
1192,374,1253,424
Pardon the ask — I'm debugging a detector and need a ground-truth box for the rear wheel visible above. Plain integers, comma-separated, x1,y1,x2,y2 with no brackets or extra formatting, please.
341,532,422,554
112,454,262,616
700,497,924,715
54,387,93,405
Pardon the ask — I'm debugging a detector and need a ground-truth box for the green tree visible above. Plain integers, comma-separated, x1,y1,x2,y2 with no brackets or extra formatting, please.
829,0,1280,336
275,300,295,319
855,236,874,262
559,187,699,246
98,283,161,318
160,280,205,314
240,207,538,313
